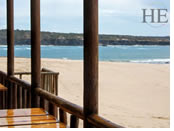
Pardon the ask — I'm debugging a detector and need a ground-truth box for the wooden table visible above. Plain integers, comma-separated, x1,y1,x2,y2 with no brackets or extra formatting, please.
0,84,7,91
0,84,8,109
0,108,66,128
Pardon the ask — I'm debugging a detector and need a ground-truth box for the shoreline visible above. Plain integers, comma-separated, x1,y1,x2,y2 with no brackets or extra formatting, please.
0,56,170,65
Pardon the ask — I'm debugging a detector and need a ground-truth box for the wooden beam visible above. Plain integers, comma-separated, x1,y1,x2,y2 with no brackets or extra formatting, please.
31,0,41,107
7,0,14,76
83,0,99,128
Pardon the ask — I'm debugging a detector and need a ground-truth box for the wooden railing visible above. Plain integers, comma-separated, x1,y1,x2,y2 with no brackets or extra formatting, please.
0,70,31,109
0,70,123,128
14,68,59,96
14,68,59,115
35,88,123,128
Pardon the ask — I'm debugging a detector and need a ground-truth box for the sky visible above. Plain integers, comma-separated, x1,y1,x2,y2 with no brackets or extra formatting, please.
0,0,170,36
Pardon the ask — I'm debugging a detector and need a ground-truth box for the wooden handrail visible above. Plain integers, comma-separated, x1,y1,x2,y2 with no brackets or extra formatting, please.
87,114,124,128
9,76,31,89
0,70,31,109
35,88,123,128
42,68,55,72
14,72,59,75
0,71,31,90
1,70,124,128
35,88,84,120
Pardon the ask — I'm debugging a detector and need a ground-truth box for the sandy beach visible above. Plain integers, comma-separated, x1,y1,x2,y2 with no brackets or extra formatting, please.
0,57,170,128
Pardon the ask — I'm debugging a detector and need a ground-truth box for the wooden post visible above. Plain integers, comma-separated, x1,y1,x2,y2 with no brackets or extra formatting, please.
31,0,41,107
83,0,99,128
7,0,14,76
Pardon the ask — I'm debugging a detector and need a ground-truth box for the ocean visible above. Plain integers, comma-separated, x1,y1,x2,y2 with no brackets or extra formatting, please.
0,45,170,64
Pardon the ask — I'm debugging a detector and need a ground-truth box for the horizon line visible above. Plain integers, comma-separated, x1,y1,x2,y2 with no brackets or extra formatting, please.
0,28,170,37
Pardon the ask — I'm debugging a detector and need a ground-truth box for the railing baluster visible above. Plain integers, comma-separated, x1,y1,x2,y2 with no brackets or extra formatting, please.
0,75,1,82
40,74,45,109
43,74,45,89
41,73,43,89
17,85,22,108
48,75,50,92
5,84,8,109
11,82,14,108
53,75,57,95
45,74,47,89
27,89,31,108
40,96,45,109
44,75,49,112
19,74,22,79
7,82,12,109
50,75,53,93
56,74,58,95
0,92,3,109
13,83,17,109
3,77,5,85
0,75,2,83
22,88,27,108
70,115,79,128
59,109,67,125
2,91,6,109
36,95,40,108
48,102,57,118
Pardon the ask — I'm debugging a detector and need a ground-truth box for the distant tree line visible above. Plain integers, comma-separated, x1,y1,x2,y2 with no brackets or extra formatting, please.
0,29,170,46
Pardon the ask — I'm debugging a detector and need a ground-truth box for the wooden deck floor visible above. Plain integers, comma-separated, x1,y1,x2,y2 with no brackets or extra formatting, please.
0,108,66,128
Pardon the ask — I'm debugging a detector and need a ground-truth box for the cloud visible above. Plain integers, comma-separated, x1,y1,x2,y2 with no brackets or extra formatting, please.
0,0,169,20
99,0,169,17
41,0,82,17
0,0,170,36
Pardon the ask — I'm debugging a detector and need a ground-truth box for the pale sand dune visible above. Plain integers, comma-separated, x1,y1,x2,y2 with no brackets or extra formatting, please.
0,57,170,128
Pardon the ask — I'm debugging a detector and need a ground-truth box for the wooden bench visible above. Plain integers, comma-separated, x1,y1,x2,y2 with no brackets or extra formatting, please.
0,84,8,109
0,108,66,128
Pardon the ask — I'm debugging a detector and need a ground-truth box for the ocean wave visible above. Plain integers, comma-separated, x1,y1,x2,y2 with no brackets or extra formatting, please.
132,45,144,47
62,57,68,60
0,45,7,48
1,48,7,50
105,45,150,50
106,45,129,49
26,47,31,50
14,47,31,50
130,59,170,64
15,48,23,50
41,45,56,47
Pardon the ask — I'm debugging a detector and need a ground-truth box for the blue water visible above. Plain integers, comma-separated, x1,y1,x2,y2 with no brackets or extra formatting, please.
0,45,170,64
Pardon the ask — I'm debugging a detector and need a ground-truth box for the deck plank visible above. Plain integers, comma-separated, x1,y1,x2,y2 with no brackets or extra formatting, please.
1,123,66,128
0,115,58,127
0,108,67,128
0,108,47,118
